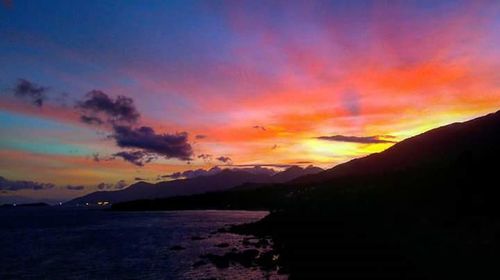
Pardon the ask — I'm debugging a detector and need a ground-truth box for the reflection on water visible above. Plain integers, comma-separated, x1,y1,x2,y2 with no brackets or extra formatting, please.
0,208,287,279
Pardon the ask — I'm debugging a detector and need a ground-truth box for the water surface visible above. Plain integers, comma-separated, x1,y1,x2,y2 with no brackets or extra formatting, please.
0,208,286,279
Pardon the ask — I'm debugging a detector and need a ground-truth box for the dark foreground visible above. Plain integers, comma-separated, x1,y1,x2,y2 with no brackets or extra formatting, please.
114,110,500,279
0,208,285,280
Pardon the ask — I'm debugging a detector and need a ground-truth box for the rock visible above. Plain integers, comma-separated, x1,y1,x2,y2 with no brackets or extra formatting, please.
242,238,253,246
201,249,260,269
255,238,270,248
191,235,205,241
215,242,230,248
235,249,260,267
201,253,230,268
193,260,207,268
217,227,229,233
169,245,185,251
256,251,277,270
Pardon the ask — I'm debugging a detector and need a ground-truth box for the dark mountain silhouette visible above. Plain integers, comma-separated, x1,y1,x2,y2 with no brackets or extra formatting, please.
294,110,500,184
113,109,500,279
272,165,323,182
66,166,323,206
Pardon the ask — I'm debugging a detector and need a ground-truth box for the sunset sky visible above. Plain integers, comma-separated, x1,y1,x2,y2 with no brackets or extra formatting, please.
1,0,499,203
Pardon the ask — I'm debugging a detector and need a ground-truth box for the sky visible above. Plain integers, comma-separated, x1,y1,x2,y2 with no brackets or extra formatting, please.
1,0,499,203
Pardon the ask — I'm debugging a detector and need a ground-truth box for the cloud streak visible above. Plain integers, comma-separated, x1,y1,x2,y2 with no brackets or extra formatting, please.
66,185,85,191
96,180,128,190
112,151,156,166
163,165,277,180
316,135,396,144
216,156,232,164
0,176,55,191
165,166,223,179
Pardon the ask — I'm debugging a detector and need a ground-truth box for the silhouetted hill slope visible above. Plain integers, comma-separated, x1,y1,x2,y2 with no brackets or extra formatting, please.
295,110,500,184
67,166,323,206
114,109,500,279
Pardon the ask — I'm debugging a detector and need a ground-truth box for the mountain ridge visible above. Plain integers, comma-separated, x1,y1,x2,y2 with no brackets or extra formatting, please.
66,165,323,206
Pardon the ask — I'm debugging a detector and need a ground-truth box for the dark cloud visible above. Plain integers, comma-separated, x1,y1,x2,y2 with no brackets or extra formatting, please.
295,161,314,164
227,163,294,168
165,166,223,180
74,91,193,165
162,165,278,180
216,156,232,164
112,125,193,161
115,180,127,189
0,176,55,191
96,183,113,190
234,166,276,176
316,135,396,144
76,90,140,125
253,125,266,131
90,153,114,162
66,185,85,191
92,153,100,162
134,177,146,181
195,134,207,139
96,180,128,190
80,115,104,125
197,153,212,161
113,151,156,166
12,79,48,107
271,144,278,150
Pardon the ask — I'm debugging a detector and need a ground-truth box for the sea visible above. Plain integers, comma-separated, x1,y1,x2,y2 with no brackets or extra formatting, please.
0,208,287,280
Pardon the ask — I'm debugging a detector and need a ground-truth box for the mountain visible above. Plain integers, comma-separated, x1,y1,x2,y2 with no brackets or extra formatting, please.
66,165,323,206
231,165,324,191
272,165,323,182
113,109,500,279
293,110,500,184
66,169,268,206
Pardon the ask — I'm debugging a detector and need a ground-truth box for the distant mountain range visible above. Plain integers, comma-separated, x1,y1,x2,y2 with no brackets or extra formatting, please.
66,165,323,206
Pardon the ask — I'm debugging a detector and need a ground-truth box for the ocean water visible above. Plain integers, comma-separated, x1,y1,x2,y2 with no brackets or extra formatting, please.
0,208,286,280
